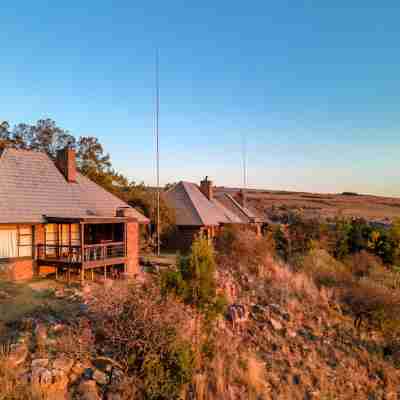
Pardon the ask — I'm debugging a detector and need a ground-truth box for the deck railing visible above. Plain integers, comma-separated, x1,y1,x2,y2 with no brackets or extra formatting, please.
83,242,125,262
37,242,125,264
37,244,82,263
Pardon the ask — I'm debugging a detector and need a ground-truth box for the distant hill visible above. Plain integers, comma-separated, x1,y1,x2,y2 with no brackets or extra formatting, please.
215,186,400,223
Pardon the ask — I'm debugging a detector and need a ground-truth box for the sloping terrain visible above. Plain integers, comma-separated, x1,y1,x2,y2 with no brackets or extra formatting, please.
217,187,400,222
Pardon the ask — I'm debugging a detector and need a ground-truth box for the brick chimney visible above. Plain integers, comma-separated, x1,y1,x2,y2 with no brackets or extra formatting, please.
56,147,77,183
200,176,213,201
236,189,247,208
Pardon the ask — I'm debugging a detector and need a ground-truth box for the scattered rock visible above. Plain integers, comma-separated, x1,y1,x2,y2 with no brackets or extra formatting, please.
32,358,49,368
6,342,29,367
226,304,248,329
53,356,74,373
83,368,94,380
105,392,123,400
51,323,66,333
93,368,109,385
31,367,52,386
287,329,297,338
18,331,32,345
110,368,125,386
94,356,123,372
20,317,36,330
77,380,101,400
54,289,65,299
293,374,301,385
72,361,87,376
270,317,283,331
35,323,48,347
82,284,92,294
0,289,11,299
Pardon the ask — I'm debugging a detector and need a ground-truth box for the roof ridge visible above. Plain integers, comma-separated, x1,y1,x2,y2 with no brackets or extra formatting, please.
180,181,207,225
224,193,258,220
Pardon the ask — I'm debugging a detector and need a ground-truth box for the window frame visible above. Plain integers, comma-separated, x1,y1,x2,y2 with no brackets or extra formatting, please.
0,225,33,260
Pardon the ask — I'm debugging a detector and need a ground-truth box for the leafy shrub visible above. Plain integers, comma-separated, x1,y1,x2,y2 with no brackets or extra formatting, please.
162,236,227,319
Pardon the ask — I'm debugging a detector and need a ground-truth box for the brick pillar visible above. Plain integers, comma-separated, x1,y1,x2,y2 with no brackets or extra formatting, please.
34,224,45,277
125,221,139,277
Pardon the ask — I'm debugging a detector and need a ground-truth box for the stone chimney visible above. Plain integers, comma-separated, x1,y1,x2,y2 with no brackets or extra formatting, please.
56,147,77,183
236,189,247,208
200,176,214,201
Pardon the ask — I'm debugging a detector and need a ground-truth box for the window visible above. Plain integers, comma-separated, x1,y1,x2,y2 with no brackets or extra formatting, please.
0,225,33,258
45,224,80,247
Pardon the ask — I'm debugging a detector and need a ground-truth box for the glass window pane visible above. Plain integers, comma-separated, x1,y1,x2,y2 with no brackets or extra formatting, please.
0,227,18,258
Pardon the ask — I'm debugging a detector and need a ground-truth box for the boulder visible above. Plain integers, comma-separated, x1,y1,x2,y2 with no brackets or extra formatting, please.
94,356,123,372
226,304,248,326
270,317,283,331
31,367,52,386
32,358,49,369
51,323,66,334
93,368,109,385
77,380,101,400
110,368,125,387
6,342,29,367
106,392,123,400
35,323,48,347
53,356,74,373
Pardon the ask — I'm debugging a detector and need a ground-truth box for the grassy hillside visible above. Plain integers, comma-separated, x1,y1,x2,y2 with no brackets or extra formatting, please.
1,231,400,399
216,187,400,222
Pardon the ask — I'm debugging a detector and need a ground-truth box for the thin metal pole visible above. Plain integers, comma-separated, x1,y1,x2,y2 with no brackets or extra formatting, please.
155,48,161,256
242,132,247,190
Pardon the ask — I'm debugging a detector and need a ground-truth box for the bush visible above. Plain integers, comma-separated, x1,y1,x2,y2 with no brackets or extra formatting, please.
342,280,400,338
345,250,382,278
89,282,194,400
216,226,275,276
162,236,227,319
301,249,353,289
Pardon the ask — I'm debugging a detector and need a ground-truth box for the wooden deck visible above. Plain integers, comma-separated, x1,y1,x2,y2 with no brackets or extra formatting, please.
37,242,127,271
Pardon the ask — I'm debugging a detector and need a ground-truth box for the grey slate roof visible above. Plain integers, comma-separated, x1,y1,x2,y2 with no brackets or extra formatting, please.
214,192,261,224
164,181,259,227
0,148,149,224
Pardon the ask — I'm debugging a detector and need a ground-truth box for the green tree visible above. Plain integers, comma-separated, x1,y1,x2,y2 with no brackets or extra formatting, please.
274,226,289,261
162,236,226,316
76,136,111,177
334,219,351,260
11,119,76,156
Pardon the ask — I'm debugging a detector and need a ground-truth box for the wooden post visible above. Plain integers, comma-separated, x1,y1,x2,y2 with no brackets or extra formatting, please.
80,223,85,264
81,267,84,283
67,268,70,285
55,267,58,281
124,222,127,258
104,265,107,280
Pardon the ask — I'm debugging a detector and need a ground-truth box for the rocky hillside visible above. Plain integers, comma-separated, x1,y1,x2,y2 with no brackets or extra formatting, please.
1,234,400,399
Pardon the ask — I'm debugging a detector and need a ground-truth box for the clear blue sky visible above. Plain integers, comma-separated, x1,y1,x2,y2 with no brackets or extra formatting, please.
1,1,400,196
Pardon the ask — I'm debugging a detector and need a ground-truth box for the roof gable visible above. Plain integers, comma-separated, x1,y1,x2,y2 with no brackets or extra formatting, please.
164,181,251,226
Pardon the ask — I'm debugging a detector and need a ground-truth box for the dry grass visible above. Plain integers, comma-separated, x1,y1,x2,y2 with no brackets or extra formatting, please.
244,189,400,221
0,343,37,400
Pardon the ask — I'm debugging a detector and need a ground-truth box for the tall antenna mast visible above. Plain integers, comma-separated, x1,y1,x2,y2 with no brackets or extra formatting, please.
155,49,161,256
242,131,247,190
